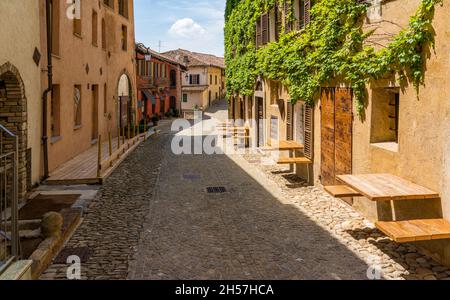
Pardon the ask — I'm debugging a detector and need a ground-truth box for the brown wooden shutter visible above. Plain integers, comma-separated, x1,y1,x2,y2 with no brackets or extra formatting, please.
255,19,262,48
304,104,314,160
283,1,291,33
299,0,306,29
261,13,269,45
304,0,311,26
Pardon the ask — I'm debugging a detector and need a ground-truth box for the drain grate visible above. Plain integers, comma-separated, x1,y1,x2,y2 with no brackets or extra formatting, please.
54,247,92,264
206,186,227,194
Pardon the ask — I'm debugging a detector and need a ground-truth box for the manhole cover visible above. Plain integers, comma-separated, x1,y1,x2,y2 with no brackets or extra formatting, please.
206,187,227,194
54,247,91,264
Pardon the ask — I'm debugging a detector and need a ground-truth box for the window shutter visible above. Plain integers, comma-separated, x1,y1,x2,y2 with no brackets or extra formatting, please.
299,0,306,29
189,75,193,85
304,0,311,26
304,104,314,160
261,13,269,45
255,19,262,48
284,1,292,33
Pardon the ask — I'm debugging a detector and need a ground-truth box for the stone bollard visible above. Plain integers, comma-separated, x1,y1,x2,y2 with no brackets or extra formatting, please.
41,212,63,239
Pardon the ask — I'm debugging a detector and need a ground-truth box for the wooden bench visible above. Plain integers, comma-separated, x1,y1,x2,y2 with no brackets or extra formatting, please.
324,185,362,198
277,157,312,165
376,219,450,243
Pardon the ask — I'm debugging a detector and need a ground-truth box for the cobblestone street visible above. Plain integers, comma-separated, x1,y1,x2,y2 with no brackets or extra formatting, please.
41,101,450,280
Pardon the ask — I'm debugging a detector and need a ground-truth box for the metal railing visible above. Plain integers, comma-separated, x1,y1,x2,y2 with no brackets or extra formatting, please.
0,124,19,275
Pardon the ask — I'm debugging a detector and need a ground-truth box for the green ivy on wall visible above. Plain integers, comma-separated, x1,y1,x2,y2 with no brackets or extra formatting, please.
224,0,443,114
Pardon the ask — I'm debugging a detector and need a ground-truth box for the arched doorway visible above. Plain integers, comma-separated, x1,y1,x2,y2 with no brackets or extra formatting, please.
0,62,28,200
117,73,132,129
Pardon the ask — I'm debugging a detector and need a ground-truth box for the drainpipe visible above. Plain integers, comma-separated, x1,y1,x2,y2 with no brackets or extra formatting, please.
42,0,52,180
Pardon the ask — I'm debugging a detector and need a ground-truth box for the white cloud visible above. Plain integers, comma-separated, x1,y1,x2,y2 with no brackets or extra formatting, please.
168,18,206,38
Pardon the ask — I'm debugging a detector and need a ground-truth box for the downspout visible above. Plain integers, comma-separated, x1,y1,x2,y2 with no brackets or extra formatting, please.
42,0,52,180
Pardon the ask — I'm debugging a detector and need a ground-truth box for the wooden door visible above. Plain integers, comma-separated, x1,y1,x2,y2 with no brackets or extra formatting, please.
320,88,353,185
256,97,264,147
334,88,353,179
321,88,336,185
119,96,129,129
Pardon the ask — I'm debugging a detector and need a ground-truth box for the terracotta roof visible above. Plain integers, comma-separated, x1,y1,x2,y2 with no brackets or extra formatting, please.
162,49,225,69
135,43,186,68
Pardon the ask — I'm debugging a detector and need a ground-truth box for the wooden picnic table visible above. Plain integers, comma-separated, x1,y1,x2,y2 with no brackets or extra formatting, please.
337,173,439,201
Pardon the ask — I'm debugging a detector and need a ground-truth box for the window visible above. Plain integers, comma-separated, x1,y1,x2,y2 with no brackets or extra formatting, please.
74,85,82,127
121,25,128,51
92,10,98,46
103,0,114,9
51,0,60,55
118,0,129,18
210,75,213,85
284,1,293,33
261,13,269,45
189,74,200,85
101,19,106,49
51,85,61,138
73,0,82,36
138,59,147,76
215,75,218,85
255,18,262,48
295,0,312,30
182,94,188,103
154,64,159,79
256,13,269,47
370,89,400,145
104,83,107,114
170,70,177,87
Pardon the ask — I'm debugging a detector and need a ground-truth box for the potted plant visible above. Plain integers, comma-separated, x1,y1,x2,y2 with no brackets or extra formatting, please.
151,115,159,126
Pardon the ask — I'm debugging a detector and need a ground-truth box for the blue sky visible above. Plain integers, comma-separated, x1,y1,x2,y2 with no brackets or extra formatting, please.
134,0,225,56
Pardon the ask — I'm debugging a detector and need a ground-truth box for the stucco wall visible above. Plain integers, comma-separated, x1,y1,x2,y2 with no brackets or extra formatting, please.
0,0,42,185
39,0,136,172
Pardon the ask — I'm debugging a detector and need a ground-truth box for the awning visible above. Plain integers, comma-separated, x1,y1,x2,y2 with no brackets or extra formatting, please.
142,89,156,105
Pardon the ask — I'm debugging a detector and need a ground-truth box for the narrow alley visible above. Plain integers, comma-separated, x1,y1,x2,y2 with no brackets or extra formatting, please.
41,101,450,280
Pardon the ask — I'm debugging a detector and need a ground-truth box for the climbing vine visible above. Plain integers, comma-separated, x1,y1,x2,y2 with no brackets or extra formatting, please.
224,0,443,114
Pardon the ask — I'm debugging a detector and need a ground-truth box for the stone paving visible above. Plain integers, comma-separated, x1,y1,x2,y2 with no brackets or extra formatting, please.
41,100,450,280
240,152,450,280
128,145,370,279
40,121,172,280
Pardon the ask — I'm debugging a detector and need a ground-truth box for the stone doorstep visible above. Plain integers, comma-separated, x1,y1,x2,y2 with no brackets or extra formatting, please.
29,208,82,280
